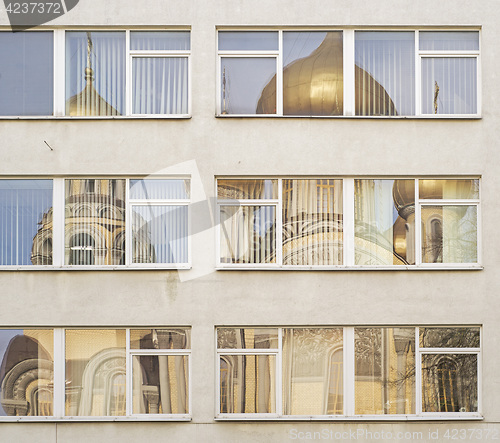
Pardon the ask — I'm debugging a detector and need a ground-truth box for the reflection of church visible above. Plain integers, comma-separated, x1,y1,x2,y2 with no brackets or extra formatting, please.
31,179,155,266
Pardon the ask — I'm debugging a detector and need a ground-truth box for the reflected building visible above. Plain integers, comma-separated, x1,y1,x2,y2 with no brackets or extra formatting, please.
31,179,155,266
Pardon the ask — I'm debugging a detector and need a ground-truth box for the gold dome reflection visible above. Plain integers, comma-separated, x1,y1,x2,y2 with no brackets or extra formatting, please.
256,33,397,116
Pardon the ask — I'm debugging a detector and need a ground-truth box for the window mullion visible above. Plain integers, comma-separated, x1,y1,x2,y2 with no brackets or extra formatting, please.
125,179,132,266
126,328,131,416
126,30,131,116
344,327,355,416
415,179,422,265
52,178,65,266
277,327,283,415
415,327,422,415
277,179,283,266
277,30,283,116
343,178,355,266
343,30,355,116
415,30,421,115
53,29,65,116
53,328,65,418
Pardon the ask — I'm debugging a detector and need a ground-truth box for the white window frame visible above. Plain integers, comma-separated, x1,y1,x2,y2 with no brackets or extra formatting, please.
216,27,481,118
0,327,191,421
0,28,192,119
215,326,482,421
416,327,482,417
0,177,191,270
215,177,482,270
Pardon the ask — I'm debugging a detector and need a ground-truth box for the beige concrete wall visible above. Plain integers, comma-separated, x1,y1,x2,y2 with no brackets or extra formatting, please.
0,0,499,441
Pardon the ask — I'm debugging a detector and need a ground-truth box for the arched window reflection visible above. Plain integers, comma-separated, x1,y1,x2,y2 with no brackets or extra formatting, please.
69,233,95,265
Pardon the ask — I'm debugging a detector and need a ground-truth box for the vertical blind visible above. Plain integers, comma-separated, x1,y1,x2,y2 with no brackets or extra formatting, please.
0,180,52,265
355,32,415,116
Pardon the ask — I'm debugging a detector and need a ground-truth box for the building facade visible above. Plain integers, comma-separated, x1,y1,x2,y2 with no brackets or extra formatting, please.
0,1,498,442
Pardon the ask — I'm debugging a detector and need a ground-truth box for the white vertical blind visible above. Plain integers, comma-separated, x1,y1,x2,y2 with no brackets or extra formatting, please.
0,180,53,265
355,32,415,116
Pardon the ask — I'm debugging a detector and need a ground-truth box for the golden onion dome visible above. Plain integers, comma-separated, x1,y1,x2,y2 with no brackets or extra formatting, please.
393,179,475,218
256,33,397,116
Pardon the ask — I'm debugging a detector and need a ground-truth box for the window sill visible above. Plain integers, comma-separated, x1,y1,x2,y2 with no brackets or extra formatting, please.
0,416,192,422
215,414,484,421
0,265,191,271
216,265,484,271
215,114,482,120
0,115,192,120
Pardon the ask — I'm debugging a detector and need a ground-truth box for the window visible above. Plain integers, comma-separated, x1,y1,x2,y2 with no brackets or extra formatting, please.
1,178,190,268
216,326,481,419
0,30,190,117
0,32,53,116
217,178,480,268
0,328,190,419
217,29,480,117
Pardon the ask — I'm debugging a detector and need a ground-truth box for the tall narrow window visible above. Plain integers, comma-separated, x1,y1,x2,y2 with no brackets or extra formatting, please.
0,32,53,115
0,180,53,265
64,179,126,265
355,32,415,116
66,32,126,116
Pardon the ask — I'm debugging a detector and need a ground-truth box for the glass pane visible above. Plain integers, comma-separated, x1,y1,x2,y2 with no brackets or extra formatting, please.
0,329,53,416
355,179,415,265
420,328,480,348
419,179,479,199
282,179,343,265
355,328,415,415
130,329,191,349
219,355,276,413
218,179,278,199
64,179,126,265
422,354,477,412
282,32,343,116
130,179,190,200
420,32,479,51
217,328,279,349
133,355,188,414
422,57,477,114
355,32,415,116
218,31,278,51
220,57,276,114
0,32,53,115
0,180,53,265
131,31,190,50
283,328,343,415
132,57,188,114
421,205,477,263
131,205,188,264
220,206,276,264
65,32,125,116
65,330,126,416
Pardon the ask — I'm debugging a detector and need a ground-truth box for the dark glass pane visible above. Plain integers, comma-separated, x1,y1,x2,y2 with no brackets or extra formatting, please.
420,328,480,348
218,32,278,51
130,329,191,349
0,32,53,115
217,328,278,349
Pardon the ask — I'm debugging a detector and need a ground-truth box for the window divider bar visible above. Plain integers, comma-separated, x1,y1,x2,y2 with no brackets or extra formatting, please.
52,178,65,266
415,179,422,265
344,327,355,416
126,30,131,116
343,178,355,266
415,327,422,415
53,29,65,116
343,30,355,116
277,327,283,415
53,328,64,418
126,328,132,416
277,179,283,265
125,179,132,266
415,31,421,116
277,31,283,116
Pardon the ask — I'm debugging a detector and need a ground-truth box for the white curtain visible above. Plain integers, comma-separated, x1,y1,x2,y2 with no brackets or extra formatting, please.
65,32,125,116
355,32,415,116
133,57,188,114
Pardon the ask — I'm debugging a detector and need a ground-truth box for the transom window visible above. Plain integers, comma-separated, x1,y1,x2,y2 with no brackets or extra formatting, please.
216,326,481,419
0,30,191,117
0,328,191,420
216,178,480,268
0,178,190,268
217,29,480,117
